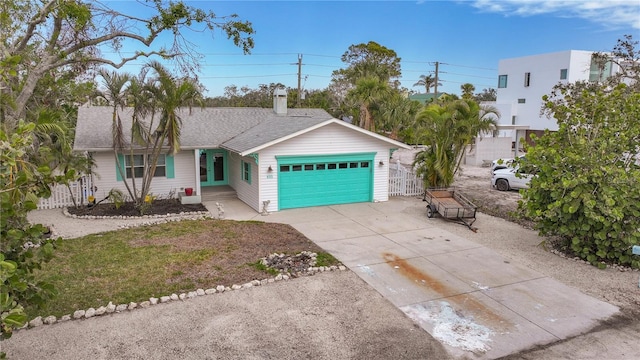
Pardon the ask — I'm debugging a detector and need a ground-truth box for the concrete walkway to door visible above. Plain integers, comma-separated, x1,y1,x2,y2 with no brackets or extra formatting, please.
222,197,620,359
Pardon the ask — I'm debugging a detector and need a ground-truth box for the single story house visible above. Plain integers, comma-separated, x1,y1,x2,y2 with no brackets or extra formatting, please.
73,90,410,213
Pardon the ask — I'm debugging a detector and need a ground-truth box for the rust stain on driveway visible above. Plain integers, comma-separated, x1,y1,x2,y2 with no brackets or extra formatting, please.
382,252,508,328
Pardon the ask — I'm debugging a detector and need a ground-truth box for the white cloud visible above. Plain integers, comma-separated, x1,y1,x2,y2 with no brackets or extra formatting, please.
469,0,640,30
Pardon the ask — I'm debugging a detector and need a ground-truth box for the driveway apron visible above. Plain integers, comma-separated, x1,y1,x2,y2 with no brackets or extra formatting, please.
261,197,620,359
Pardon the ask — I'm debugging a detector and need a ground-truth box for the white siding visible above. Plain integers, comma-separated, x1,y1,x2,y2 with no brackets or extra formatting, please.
228,152,260,212
257,122,394,212
90,151,196,200
495,50,595,132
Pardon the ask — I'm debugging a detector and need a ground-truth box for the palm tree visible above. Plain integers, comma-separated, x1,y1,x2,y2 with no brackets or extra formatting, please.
413,104,457,187
460,83,476,100
97,69,135,199
449,99,499,171
413,74,441,93
139,61,203,204
379,93,421,141
123,69,156,202
413,99,498,188
349,76,390,132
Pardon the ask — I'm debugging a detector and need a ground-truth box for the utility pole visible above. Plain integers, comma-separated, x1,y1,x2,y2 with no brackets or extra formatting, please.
434,61,439,100
297,54,303,107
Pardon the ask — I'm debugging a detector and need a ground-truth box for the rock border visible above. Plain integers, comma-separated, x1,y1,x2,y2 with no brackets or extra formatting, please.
63,207,210,221
21,255,348,331
60,207,213,231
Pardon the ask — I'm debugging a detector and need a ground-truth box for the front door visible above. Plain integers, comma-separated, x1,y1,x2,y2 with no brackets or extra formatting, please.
199,149,228,186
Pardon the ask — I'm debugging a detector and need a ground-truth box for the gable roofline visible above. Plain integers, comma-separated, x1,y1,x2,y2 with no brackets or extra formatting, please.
231,118,411,156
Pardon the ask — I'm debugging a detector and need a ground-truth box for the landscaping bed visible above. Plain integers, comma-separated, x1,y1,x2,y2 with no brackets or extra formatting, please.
66,199,208,217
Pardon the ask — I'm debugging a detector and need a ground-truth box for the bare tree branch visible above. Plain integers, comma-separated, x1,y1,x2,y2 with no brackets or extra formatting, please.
3,0,254,127
13,0,57,53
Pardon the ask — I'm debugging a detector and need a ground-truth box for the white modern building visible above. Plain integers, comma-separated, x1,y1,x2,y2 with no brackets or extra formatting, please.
493,50,619,151
467,50,621,165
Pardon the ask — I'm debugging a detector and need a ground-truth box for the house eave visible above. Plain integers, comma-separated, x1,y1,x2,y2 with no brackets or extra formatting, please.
235,118,411,156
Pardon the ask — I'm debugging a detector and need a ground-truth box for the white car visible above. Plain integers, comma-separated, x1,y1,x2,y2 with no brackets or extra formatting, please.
491,167,533,191
491,155,526,172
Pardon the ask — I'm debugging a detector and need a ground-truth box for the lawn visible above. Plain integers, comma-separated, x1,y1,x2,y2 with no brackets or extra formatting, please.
26,219,338,318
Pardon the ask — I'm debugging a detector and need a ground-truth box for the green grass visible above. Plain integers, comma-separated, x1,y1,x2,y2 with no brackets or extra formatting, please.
315,252,339,267
28,233,215,317
25,219,339,318
247,261,279,276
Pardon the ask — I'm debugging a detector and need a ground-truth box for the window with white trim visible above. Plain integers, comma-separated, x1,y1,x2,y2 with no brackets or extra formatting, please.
124,154,166,178
241,160,251,184
560,69,568,80
498,75,508,88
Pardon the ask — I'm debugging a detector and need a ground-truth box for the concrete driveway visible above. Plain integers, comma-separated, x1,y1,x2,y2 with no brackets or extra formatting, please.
234,197,620,359
15,197,621,359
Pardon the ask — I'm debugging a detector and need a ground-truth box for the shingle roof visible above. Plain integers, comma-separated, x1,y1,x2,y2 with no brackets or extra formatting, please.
73,106,332,151
220,109,332,154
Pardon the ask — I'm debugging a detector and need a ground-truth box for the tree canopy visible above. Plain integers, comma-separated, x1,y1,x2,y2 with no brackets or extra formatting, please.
332,41,402,86
0,0,254,346
1,0,254,128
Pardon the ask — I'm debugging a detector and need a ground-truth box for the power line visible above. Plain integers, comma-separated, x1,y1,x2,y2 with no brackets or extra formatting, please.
102,50,496,72
439,71,496,80
437,79,496,87
444,63,497,71
199,74,297,79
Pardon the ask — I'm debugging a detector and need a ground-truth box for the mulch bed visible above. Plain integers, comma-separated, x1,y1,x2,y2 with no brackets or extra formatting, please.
67,199,208,217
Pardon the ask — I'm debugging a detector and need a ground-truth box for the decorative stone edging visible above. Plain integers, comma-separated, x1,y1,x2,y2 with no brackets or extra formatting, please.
61,207,213,231
63,207,210,221
549,249,640,272
21,256,348,331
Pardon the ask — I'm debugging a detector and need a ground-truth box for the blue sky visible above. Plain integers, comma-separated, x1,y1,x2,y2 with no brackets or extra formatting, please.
105,1,640,97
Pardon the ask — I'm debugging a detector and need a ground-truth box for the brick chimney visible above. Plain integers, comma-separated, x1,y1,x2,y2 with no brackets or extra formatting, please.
273,88,287,115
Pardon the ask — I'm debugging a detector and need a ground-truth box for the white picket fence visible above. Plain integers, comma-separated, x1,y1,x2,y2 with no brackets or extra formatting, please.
37,175,94,210
37,165,422,209
389,162,424,197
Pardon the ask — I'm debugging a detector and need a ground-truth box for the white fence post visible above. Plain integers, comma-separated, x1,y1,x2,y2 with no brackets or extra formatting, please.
389,161,424,197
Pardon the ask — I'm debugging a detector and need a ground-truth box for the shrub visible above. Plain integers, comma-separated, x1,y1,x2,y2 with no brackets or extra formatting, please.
520,83,640,269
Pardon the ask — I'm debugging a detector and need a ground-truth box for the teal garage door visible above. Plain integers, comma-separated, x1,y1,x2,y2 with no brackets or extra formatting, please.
277,153,375,209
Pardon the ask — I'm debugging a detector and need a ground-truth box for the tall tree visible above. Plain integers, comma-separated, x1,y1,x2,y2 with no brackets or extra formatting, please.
460,83,476,100
332,41,402,86
413,99,498,188
378,93,422,141
474,88,497,102
138,61,203,207
332,42,403,132
1,0,254,128
96,70,137,200
347,77,391,132
413,74,440,93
